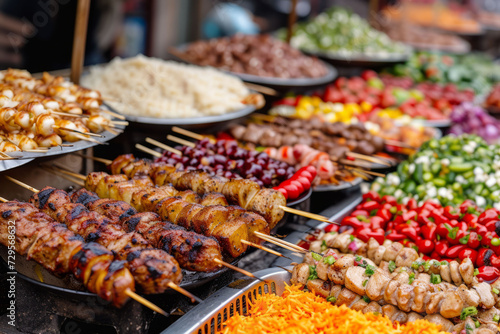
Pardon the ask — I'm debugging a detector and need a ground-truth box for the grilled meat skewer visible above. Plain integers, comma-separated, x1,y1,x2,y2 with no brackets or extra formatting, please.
70,188,223,272
108,154,286,228
84,172,271,258
29,187,182,294
0,201,134,307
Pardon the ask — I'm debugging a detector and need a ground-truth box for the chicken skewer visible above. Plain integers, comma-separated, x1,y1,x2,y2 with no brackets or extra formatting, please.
0,199,171,315
308,231,482,286
297,249,499,320
4,177,205,302
82,171,271,258
290,262,499,334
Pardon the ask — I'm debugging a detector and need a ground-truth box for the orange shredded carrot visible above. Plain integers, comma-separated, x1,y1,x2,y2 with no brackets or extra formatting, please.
220,284,449,334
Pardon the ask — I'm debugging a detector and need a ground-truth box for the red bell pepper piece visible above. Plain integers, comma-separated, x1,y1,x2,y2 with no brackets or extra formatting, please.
386,231,406,241
376,208,391,222
351,210,369,218
416,239,434,254
358,229,385,245
462,213,478,228
445,244,467,259
482,231,494,247
460,199,477,214
478,208,499,225
477,248,495,267
435,241,449,257
357,201,380,212
476,266,500,283
362,191,381,203
423,199,441,209
402,210,418,222
400,226,418,241
458,248,478,264
430,211,448,225
421,223,437,241
467,232,481,249
324,224,339,233
381,195,397,206
369,216,386,230
436,223,451,238
407,198,417,210
485,220,497,232
443,206,460,220
342,217,365,230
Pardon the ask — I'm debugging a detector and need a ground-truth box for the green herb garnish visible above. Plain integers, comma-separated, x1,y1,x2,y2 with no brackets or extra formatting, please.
460,306,478,320
388,261,396,273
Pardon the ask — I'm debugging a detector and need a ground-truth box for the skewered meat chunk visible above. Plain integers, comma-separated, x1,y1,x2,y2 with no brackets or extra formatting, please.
0,201,134,307
30,187,183,294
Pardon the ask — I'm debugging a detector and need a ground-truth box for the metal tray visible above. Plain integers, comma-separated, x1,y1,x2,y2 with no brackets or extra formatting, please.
105,102,257,127
0,158,34,173
7,125,124,160
161,267,291,334
313,177,362,192
305,50,410,68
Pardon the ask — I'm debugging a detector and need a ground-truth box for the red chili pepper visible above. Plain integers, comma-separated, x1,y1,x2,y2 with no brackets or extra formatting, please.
435,241,449,257
445,244,467,259
476,266,500,283
467,232,481,249
387,221,395,230
362,191,381,203
358,229,385,245
342,217,365,230
491,255,500,269
273,187,288,200
407,198,417,210
458,222,468,232
351,210,369,218
386,231,406,241
400,226,418,241
381,195,397,206
478,208,499,225
458,248,478,264
416,239,434,254
429,251,441,261
443,206,460,220
395,204,407,215
369,216,386,230
402,210,418,223
324,224,339,233
421,224,437,241
423,200,441,209
357,201,380,212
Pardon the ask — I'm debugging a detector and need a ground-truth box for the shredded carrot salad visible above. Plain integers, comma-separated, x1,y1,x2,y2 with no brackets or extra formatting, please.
220,284,449,334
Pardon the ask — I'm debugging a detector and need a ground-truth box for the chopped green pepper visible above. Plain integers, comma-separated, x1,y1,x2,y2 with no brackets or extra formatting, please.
460,306,478,320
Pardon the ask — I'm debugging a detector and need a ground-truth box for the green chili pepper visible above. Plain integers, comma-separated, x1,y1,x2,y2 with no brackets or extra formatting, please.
430,273,441,284
460,306,478,320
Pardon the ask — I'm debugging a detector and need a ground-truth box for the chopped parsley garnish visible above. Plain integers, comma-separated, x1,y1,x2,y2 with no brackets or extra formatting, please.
311,252,322,262
460,306,478,320
308,265,318,281
430,273,441,284
362,296,370,303
409,273,415,284
326,296,337,303
323,256,336,265
365,265,375,276
363,279,368,287
388,261,396,273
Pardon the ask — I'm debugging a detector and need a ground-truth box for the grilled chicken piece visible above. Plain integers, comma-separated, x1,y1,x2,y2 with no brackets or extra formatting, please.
197,175,228,194
474,282,496,309
121,159,152,178
211,219,248,258
245,188,285,229
459,258,475,285
200,192,228,206
345,266,367,296
291,263,310,285
382,304,408,324
395,248,418,267
307,279,332,298
362,301,382,314
190,205,229,235
366,270,391,302
30,186,72,220
221,179,260,209
109,153,135,175
86,199,137,221
149,162,177,186
329,254,355,285
423,314,454,332
132,187,178,212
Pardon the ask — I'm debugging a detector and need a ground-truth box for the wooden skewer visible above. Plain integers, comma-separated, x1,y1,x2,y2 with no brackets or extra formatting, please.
242,82,279,96
104,126,120,136
384,139,417,150
50,111,88,118
100,108,126,120
346,152,391,166
347,167,385,178
253,232,306,253
279,205,339,225
73,153,112,165
351,170,371,181
74,134,103,145
0,197,7,203
125,289,170,315
166,282,202,304
241,240,291,260
110,120,129,126
166,135,195,148
145,138,182,156
214,258,264,282
135,144,162,158
275,265,293,274
4,176,202,304
172,127,216,144
53,126,105,138
42,165,86,187
4,175,39,192
70,0,90,85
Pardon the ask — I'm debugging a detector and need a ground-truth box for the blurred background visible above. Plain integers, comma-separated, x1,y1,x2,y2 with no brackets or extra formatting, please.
0,0,498,72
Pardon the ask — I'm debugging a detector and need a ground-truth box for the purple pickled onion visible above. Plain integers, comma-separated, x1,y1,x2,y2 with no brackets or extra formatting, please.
348,241,359,252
